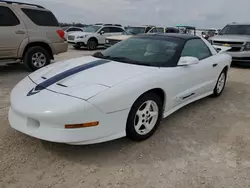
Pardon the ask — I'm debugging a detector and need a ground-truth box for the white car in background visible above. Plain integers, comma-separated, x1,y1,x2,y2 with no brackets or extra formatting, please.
105,25,155,47
63,26,87,40
67,24,125,50
105,26,179,48
9,34,232,145
63,26,86,34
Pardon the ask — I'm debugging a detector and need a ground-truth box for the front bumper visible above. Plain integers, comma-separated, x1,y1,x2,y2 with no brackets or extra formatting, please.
9,105,128,145
104,43,113,48
226,51,250,62
67,38,88,46
8,76,129,145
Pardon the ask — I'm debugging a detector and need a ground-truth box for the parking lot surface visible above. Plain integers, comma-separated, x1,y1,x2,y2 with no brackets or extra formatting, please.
0,46,250,188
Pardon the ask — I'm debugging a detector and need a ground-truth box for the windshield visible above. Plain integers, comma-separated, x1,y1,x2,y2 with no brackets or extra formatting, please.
125,27,146,35
93,37,181,67
220,25,250,35
82,25,101,33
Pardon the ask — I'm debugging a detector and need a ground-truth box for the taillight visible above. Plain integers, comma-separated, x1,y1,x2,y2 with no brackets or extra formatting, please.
57,30,66,40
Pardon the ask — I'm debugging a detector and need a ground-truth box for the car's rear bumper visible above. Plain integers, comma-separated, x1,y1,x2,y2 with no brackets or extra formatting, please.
53,41,68,55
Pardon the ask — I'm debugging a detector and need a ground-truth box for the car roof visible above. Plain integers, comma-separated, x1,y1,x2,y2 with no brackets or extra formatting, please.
0,0,45,9
227,22,250,25
137,33,200,40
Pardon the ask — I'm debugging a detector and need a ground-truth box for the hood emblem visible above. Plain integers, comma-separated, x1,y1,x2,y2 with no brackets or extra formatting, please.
223,43,230,47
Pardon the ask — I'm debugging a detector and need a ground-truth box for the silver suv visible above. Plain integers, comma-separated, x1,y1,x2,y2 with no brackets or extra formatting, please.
0,1,68,71
209,23,250,65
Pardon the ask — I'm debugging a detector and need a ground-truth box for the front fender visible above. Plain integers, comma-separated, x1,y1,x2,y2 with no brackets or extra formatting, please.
18,37,55,58
17,37,29,58
88,70,167,113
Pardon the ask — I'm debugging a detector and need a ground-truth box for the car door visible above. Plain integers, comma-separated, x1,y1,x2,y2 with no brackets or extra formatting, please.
173,38,217,107
0,5,28,59
98,27,111,44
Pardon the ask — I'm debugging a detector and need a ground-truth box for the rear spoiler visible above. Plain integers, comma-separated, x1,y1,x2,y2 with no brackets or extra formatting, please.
213,45,231,54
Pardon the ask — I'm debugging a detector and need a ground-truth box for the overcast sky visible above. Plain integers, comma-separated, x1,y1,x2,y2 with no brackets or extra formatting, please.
24,0,250,29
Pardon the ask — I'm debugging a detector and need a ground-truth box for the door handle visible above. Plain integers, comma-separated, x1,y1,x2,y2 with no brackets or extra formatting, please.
15,30,26,34
212,63,218,67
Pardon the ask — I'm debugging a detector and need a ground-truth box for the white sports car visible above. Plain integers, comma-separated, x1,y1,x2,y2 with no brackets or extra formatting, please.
9,34,232,145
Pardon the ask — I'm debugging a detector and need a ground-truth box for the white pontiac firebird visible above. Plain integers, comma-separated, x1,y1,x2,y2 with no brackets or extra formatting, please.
9,33,232,145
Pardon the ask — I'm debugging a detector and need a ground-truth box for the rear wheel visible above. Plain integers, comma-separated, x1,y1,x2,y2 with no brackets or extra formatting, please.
87,39,98,50
126,93,163,141
212,69,227,97
23,46,50,71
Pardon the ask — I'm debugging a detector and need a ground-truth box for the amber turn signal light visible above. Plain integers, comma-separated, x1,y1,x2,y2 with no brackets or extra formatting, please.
65,121,99,129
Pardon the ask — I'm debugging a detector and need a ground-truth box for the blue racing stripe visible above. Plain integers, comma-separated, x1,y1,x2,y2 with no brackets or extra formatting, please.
27,59,110,96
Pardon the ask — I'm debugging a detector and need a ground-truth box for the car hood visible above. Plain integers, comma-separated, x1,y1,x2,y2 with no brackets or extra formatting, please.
210,35,250,42
28,56,156,100
106,35,133,40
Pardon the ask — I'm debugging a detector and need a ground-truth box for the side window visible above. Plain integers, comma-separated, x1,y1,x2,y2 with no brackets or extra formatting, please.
67,28,75,32
110,27,124,33
75,28,83,32
181,39,212,60
156,28,164,33
22,8,59,26
149,28,157,33
0,6,20,26
100,27,110,33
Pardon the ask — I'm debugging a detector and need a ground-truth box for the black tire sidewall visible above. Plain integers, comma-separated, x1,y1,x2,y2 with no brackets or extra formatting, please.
87,39,97,50
126,93,163,141
213,70,227,97
24,46,50,72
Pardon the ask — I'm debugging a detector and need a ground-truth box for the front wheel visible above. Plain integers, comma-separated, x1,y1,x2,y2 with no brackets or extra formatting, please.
126,93,163,141
212,69,227,97
87,39,98,50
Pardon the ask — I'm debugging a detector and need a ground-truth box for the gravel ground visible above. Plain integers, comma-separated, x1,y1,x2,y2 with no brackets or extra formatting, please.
0,46,250,188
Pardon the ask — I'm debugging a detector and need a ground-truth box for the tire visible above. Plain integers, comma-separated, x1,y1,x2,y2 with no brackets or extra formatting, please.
212,69,227,97
126,92,163,141
24,46,50,72
73,44,81,49
87,39,98,50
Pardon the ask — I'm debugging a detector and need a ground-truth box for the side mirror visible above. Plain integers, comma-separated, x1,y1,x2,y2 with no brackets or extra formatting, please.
215,48,221,52
100,30,105,35
178,56,199,66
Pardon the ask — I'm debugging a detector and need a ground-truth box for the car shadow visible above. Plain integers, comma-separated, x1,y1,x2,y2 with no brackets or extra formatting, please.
69,46,106,51
231,61,250,69
0,63,29,81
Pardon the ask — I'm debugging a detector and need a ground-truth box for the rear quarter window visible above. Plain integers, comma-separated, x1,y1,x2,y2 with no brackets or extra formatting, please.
21,8,59,27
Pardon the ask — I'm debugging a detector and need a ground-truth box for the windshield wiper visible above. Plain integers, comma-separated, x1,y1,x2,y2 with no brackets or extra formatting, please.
93,53,152,66
109,56,152,66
